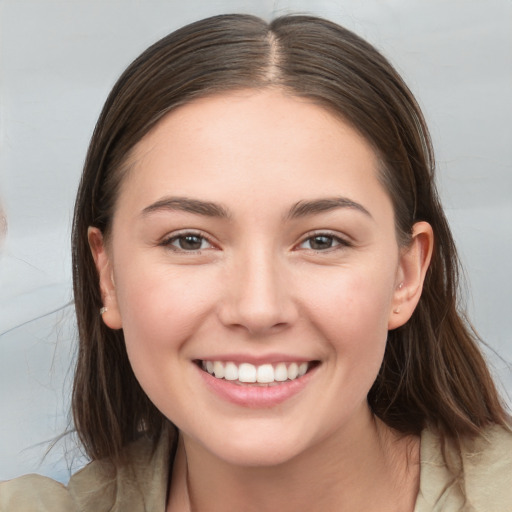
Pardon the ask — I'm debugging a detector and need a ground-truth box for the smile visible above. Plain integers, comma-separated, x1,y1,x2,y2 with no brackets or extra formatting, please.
195,359,320,407
199,360,313,385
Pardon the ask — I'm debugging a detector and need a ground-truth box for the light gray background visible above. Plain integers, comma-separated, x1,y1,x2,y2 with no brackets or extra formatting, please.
1,0,511,483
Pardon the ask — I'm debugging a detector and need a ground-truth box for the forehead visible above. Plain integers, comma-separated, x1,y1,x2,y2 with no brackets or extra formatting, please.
116,89,390,218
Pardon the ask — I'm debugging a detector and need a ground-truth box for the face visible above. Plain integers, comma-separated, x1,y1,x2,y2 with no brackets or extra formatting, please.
92,89,428,467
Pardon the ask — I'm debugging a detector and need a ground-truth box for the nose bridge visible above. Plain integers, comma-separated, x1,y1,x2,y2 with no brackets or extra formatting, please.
219,242,296,334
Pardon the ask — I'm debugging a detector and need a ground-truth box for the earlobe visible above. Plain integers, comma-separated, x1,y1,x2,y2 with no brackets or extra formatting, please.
388,221,434,330
88,227,123,329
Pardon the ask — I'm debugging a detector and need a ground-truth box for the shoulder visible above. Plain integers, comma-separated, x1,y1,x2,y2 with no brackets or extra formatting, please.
0,432,171,512
416,424,512,511
68,432,171,510
0,474,76,512
459,425,512,508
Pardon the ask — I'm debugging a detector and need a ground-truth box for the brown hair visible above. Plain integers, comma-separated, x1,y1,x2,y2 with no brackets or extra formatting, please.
72,14,508,461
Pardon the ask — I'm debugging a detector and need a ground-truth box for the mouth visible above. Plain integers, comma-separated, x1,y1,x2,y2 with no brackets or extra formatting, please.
195,359,320,386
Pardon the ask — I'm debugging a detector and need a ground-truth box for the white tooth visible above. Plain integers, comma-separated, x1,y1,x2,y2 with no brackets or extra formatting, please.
224,362,238,381
274,363,288,382
238,363,257,383
287,362,299,380
257,364,274,383
213,361,225,378
206,361,214,374
298,362,308,376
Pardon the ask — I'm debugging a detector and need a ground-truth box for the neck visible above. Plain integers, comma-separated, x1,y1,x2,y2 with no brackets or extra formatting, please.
168,409,420,512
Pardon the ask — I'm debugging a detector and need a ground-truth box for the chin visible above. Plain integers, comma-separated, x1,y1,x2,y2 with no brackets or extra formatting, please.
190,423,312,468
213,440,303,468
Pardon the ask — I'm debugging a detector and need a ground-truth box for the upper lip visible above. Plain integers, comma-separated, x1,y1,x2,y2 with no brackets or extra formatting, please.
194,354,317,365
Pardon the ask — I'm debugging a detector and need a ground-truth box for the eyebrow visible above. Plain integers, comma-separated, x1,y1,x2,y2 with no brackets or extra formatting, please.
141,197,231,219
287,197,372,220
140,195,372,221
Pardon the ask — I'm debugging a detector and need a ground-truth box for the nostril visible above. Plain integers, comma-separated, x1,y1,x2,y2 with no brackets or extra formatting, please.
217,301,297,336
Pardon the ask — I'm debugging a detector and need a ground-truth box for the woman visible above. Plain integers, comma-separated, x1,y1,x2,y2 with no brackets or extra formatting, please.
1,13,510,511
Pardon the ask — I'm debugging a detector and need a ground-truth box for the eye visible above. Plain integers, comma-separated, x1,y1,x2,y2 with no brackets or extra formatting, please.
163,232,213,252
298,233,349,251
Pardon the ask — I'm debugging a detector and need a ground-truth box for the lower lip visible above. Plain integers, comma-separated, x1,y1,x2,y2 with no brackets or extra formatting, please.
197,364,317,408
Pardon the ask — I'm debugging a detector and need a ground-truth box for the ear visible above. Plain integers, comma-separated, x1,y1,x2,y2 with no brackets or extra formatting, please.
388,221,434,330
88,227,123,329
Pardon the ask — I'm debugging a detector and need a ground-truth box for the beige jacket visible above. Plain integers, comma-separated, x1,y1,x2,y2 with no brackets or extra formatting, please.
1,426,511,511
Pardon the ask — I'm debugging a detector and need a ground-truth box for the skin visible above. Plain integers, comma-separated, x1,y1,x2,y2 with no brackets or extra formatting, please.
89,89,433,511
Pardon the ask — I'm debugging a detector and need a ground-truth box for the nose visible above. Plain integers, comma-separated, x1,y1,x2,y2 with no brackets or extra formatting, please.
217,248,298,336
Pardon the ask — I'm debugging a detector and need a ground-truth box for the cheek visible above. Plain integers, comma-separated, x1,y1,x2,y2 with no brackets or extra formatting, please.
113,265,220,422
115,264,219,358
299,264,394,375
305,267,393,331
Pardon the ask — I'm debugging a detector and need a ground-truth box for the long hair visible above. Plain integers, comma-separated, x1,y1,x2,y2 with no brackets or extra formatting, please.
72,14,508,461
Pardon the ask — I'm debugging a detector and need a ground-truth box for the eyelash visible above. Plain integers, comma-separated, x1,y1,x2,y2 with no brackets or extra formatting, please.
160,230,351,254
160,231,215,252
296,232,352,252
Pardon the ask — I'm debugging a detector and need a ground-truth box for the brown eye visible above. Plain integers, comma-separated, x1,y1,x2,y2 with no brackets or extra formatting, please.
298,234,348,251
165,233,212,251
309,235,334,250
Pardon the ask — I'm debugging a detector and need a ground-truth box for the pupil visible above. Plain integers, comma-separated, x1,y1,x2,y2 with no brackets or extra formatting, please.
180,235,202,250
311,236,332,250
